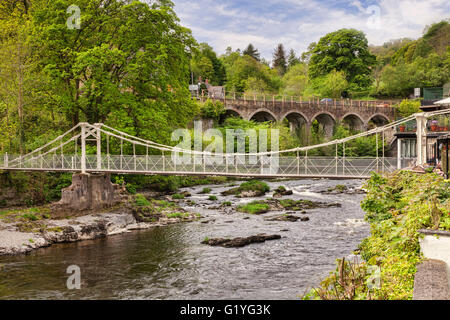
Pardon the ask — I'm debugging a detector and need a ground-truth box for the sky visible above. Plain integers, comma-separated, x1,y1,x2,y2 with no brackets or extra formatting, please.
171,0,450,61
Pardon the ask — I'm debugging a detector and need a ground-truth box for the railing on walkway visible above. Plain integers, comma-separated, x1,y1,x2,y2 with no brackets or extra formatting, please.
199,91,401,108
0,154,399,179
1,109,448,179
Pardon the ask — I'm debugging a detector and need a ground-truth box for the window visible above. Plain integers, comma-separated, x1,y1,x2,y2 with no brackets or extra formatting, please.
401,139,417,158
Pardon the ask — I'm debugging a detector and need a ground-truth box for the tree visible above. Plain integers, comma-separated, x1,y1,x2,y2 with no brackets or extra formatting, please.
281,63,308,96
301,42,316,64
28,0,198,146
222,53,281,94
308,29,376,91
191,55,215,83
309,70,348,99
243,43,260,61
191,43,226,85
0,4,40,154
287,49,300,69
273,44,287,76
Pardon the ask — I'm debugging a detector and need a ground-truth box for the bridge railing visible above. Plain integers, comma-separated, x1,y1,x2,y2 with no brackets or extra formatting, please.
200,90,401,108
0,154,401,178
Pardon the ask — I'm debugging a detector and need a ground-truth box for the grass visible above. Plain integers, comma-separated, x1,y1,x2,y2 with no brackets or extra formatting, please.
208,195,218,201
0,207,51,222
222,180,271,196
172,194,185,200
166,212,190,219
200,188,212,194
239,180,270,193
237,201,270,215
135,194,151,207
222,201,232,207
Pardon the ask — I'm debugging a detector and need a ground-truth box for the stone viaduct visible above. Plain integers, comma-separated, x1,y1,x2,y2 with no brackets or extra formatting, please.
205,97,398,136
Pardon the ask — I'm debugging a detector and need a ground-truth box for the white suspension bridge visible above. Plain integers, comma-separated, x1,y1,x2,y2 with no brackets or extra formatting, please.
0,109,448,179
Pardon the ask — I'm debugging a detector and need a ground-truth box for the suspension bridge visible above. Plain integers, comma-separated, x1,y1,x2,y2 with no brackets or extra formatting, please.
0,109,448,179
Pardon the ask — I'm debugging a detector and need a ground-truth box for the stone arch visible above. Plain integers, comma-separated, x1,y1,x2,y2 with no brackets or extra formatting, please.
220,109,243,124
249,109,277,122
342,113,365,132
367,114,390,129
282,111,308,132
311,112,337,137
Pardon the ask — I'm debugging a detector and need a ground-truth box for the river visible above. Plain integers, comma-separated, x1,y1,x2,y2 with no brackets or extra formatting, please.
0,179,370,300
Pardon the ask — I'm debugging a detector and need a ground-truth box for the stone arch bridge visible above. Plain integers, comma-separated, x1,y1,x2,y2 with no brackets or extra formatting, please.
205,97,397,136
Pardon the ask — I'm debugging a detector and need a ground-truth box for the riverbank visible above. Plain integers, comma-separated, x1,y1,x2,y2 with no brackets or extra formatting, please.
0,190,204,256
304,171,450,300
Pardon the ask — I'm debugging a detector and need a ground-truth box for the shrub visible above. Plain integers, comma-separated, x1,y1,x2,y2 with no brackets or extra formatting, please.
305,171,449,300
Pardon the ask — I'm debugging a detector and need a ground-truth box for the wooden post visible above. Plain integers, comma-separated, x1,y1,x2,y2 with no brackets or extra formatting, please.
4,152,8,168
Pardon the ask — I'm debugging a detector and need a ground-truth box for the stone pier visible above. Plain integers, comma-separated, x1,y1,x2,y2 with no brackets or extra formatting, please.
57,173,124,211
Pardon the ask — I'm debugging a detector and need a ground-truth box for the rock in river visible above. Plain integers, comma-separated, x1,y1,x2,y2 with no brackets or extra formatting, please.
202,234,282,248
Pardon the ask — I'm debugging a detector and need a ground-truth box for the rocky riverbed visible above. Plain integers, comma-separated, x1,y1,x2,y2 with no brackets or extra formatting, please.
0,178,371,300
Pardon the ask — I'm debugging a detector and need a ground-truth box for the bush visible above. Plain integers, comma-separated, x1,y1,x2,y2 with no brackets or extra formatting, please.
200,99,226,121
305,171,449,300
395,99,421,118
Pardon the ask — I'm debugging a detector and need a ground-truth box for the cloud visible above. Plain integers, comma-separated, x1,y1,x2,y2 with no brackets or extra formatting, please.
172,0,450,60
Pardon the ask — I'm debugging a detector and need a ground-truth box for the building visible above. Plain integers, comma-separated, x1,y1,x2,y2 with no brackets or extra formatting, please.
395,100,449,169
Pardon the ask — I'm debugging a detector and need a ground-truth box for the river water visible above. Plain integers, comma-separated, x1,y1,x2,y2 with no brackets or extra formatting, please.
0,179,370,300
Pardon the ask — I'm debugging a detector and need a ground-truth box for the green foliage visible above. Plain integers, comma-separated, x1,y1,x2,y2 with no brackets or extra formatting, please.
221,51,281,93
200,99,226,122
208,195,218,201
172,193,185,200
305,70,349,98
217,117,299,152
308,29,376,91
395,99,421,118
243,44,260,61
200,188,212,194
191,43,226,86
0,172,72,205
237,201,270,214
238,180,270,194
135,194,151,207
307,172,449,300
0,0,198,154
166,212,189,219
273,43,287,76
281,63,308,96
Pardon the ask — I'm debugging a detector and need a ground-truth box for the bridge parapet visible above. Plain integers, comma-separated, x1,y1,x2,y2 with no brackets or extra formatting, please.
203,97,397,125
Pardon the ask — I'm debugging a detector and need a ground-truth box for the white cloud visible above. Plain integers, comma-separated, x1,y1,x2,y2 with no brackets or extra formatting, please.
172,0,450,60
